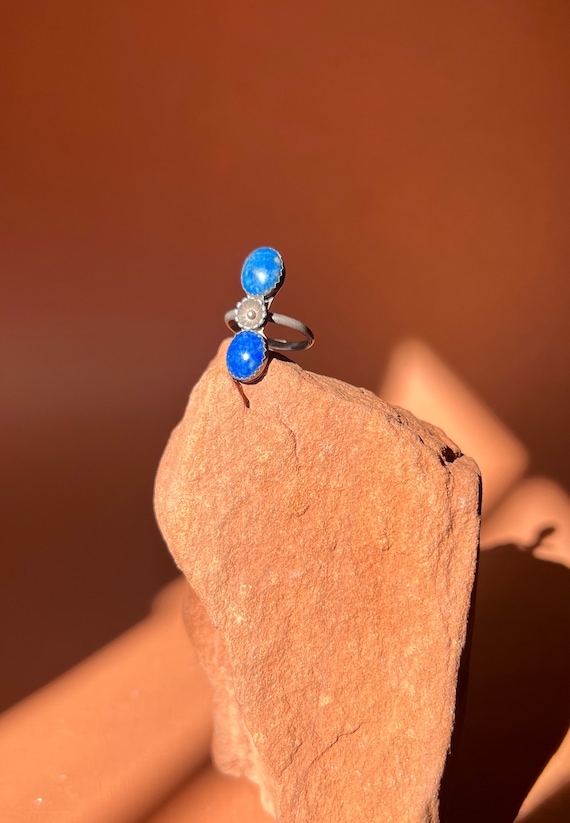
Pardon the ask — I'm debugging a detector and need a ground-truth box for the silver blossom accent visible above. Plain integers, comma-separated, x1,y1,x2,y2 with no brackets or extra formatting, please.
235,296,267,330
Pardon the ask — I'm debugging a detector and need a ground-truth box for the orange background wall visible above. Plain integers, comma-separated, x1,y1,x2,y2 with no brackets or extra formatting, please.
1,1,569,710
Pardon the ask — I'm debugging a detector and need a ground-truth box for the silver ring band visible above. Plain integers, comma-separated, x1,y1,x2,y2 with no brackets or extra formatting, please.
225,309,314,352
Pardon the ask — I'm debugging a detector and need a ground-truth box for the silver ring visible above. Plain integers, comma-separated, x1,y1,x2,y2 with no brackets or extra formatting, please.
224,247,314,383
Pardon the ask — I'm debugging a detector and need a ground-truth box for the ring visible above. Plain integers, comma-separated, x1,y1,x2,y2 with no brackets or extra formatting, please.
224,247,314,383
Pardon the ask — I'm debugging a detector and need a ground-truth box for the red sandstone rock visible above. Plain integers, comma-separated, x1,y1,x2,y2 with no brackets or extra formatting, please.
154,341,481,823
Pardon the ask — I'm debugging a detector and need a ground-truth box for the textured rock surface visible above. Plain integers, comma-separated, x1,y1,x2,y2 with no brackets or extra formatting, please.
154,341,481,823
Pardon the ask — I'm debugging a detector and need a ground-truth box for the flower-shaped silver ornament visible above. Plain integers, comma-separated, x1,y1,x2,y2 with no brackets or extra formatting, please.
235,296,267,331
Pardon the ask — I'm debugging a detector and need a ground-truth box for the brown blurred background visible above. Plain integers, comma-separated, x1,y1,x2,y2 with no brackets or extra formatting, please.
1,0,569,715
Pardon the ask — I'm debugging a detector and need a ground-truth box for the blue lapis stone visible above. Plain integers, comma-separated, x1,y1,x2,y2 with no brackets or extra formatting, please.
226,330,267,382
241,247,284,297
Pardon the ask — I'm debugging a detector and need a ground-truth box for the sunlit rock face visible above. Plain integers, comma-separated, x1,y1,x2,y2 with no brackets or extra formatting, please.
155,341,481,823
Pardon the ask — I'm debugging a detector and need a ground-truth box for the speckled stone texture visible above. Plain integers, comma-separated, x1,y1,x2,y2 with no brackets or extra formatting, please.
154,341,481,823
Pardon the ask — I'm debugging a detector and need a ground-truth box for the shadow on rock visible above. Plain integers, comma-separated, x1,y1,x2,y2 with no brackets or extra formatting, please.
442,528,570,823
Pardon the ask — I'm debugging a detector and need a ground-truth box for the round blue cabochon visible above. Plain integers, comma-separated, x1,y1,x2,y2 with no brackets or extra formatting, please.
241,247,284,296
226,330,267,382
